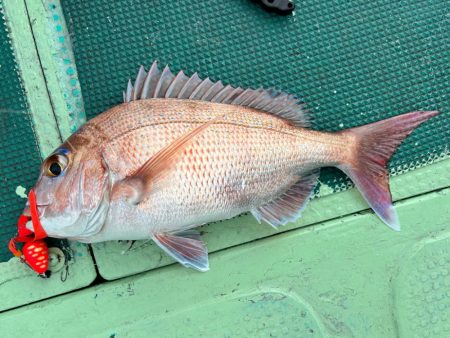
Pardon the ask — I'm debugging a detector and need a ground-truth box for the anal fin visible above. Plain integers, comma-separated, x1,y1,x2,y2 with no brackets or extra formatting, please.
251,170,319,228
152,229,209,272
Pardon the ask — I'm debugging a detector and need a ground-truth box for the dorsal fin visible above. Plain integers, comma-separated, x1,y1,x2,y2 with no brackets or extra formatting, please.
124,61,310,127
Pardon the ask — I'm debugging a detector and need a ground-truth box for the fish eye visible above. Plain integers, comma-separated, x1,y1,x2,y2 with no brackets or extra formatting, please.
49,162,62,176
44,153,69,177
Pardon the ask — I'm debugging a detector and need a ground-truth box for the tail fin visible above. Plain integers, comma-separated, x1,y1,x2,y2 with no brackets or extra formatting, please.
340,111,439,231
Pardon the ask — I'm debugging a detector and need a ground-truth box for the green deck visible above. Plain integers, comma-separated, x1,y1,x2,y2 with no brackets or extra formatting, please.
0,0,449,336
3,188,450,337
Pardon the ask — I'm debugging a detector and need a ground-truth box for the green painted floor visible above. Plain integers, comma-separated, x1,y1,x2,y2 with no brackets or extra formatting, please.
2,187,450,337
0,0,449,336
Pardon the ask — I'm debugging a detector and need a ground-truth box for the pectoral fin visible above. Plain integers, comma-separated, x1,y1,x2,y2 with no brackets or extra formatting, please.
112,118,218,204
152,230,209,272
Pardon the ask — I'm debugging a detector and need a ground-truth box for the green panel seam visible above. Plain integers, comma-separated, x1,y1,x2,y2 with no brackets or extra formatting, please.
2,0,62,157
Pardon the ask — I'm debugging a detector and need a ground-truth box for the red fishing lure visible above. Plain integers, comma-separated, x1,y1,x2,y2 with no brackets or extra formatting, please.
8,190,49,276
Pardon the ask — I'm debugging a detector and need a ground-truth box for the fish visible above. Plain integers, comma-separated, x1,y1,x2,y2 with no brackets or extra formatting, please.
22,61,439,271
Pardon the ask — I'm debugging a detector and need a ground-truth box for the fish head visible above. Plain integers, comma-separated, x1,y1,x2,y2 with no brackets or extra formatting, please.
23,142,110,240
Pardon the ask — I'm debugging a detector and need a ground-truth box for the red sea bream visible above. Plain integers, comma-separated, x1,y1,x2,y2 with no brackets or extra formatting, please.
23,62,439,271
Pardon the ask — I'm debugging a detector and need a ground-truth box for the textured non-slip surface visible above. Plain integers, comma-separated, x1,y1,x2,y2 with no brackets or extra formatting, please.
62,0,449,192
0,5,41,262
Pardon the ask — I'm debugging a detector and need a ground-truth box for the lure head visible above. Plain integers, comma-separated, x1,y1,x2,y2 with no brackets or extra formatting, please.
8,210,49,276
22,240,49,275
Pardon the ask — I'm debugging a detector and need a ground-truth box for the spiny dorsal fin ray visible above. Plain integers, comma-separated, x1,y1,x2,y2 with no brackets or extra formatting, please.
124,61,310,127
131,66,147,101
165,70,189,98
153,66,175,98
141,62,160,99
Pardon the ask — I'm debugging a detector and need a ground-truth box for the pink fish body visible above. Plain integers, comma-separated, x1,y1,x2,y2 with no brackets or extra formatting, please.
24,62,439,271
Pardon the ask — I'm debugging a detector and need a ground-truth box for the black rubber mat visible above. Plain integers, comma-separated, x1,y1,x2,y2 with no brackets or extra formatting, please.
62,0,448,192
0,10,42,261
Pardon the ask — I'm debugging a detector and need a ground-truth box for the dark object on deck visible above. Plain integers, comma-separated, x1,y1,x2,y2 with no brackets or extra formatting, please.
256,0,295,14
